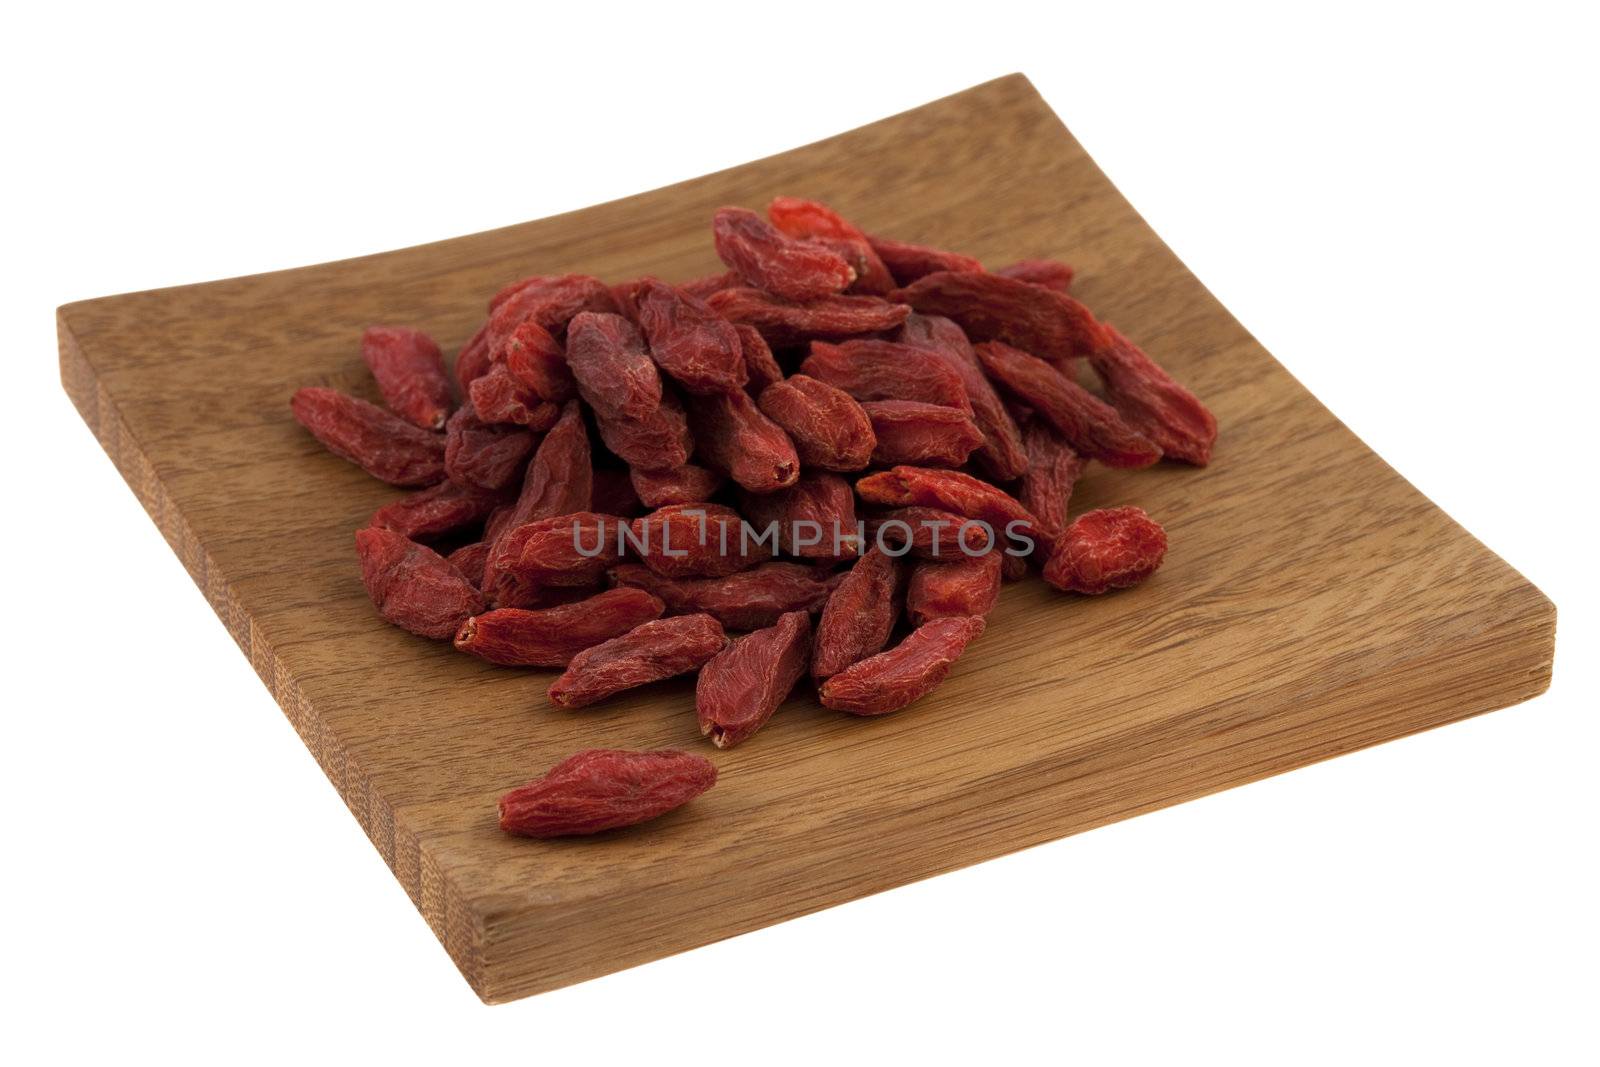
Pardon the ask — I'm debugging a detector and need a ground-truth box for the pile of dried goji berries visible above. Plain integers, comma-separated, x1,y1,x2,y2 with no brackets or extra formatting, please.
293,197,1217,837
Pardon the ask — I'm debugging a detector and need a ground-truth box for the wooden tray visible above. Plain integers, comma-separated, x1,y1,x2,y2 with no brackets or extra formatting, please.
58,74,1556,1003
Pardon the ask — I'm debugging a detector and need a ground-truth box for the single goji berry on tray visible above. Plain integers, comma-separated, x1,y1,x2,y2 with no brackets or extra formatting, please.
608,562,836,631
1016,421,1086,559
635,279,748,395
866,234,984,285
1042,506,1168,594
855,466,1038,541
994,259,1075,292
590,466,646,518
630,504,757,579
696,610,812,749
735,324,784,396
454,587,666,667
738,472,862,559
864,506,995,559
818,615,986,716
974,340,1161,469
488,512,625,607
443,406,535,493
498,748,718,838
468,363,560,429
811,546,905,681
706,288,911,346
499,319,575,403
892,270,1107,365
906,552,1003,625
766,196,897,296
369,479,502,541
713,206,856,301
355,526,485,639
896,313,1028,480
629,464,725,508
290,386,446,487
447,541,490,588
485,274,618,351
861,400,985,468
800,339,971,412
548,614,728,709
685,388,800,493
565,311,663,421
593,386,694,472
1086,325,1217,466
755,374,876,472
361,326,455,430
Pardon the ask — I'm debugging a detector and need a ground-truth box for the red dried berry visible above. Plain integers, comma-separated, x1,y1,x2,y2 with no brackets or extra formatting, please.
678,270,741,300
548,614,728,709
608,562,835,631
818,615,986,715
499,319,575,403
811,546,905,681
906,552,1003,625
1042,506,1168,594
489,512,625,607
738,472,862,558
630,504,757,579
974,340,1161,469
593,386,694,472
755,374,876,472
468,363,560,429
369,479,501,541
443,406,535,493
290,387,446,487
994,259,1075,292
892,271,1107,365
696,610,812,748
766,196,896,296
864,507,995,559
1087,325,1217,466
1016,421,1086,559
635,279,747,395
355,526,485,639
895,312,1028,480
734,324,784,396
706,288,911,346
494,399,592,537
861,400,985,468
866,234,984,284
629,464,725,508
498,749,717,838
855,466,1037,541
446,541,490,588
485,274,618,351
454,324,493,393
800,339,971,412
361,326,454,430
713,206,856,301
565,311,663,421
454,588,666,667
685,388,800,493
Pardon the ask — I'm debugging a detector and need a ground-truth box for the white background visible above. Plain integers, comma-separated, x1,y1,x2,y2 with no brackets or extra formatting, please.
3,2,1595,1063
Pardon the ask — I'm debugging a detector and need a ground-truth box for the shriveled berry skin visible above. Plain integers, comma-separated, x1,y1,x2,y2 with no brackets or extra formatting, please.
630,504,757,579
489,512,625,607
892,271,1107,365
498,749,717,838
469,363,560,429
856,466,1037,539
696,610,812,748
861,400,985,468
756,374,876,472
453,588,666,667
355,526,485,639
447,541,490,588
801,340,971,412
369,479,501,541
766,196,896,296
1087,326,1217,466
499,319,575,403
594,387,694,472
738,472,862,558
994,259,1075,292
290,387,446,487
361,326,455,430
713,206,855,301
635,279,747,395
608,562,835,631
906,552,1003,625
1016,421,1086,559
811,546,904,681
735,324,784,396
896,313,1028,481
454,324,493,393
488,399,592,564
485,274,618,351
629,464,725,508
443,407,535,493
707,288,911,346
1042,506,1168,594
678,270,741,300
685,388,800,493
974,340,1161,469
819,615,986,716
864,507,995,559
565,311,662,421
866,234,984,285
548,614,728,709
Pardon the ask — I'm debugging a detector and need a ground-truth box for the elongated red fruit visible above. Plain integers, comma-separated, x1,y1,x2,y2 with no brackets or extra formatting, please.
362,326,454,429
756,374,876,472
1087,325,1217,465
443,406,534,493
696,610,812,748
713,206,856,301
811,546,904,680
896,312,1028,480
630,504,758,579
355,527,484,639
1042,506,1168,594
856,466,1037,539
565,311,662,420
861,400,984,468
629,464,725,508
766,196,896,296
819,616,985,715
454,588,666,666
892,270,1106,364
866,234,984,284
685,388,800,493
707,288,910,346
291,387,446,487
498,749,717,838
738,472,862,558
609,562,836,631
548,614,728,708
635,279,748,394
734,324,784,396
994,259,1075,292
368,479,501,541
1016,421,1086,559
801,339,971,412
906,552,1003,625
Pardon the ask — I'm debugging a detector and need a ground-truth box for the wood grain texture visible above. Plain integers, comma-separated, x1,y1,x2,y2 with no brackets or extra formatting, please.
58,75,1555,1003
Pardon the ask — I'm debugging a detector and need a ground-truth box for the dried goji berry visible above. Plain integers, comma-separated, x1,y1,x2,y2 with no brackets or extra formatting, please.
454,324,494,393
565,311,663,421
906,552,1002,625
766,196,896,296
892,271,1107,365
498,319,575,403
488,512,625,607
629,464,725,508
593,386,694,472
608,562,835,631
811,546,904,681
454,587,666,666
635,279,747,395
678,270,741,300
706,288,911,346
590,467,646,518
355,526,485,639
864,507,995,559
290,387,446,487
1042,506,1168,594
800,339,971,412
361,326,455,430
755,374,876,472
994,259,1075,292
696,610,812,748
447,541,490,588
895,312,1028,480
468,363,560,429
630,504,757,579
369,479,501,541
1016,421,1086,559
861,400,985,468
738,472,861,558
974,341,1161,469
607,276,654,324
735,324,784,396
855,466,1037,540
866,234,984,284
443,406,535,493
494,399,592,536
488,274,550,313
485,274,618,351
685,388,800,493
498,749,717,838
713,206,855,301
1086,325,1217,466
818,615,985,716
547,614,728,709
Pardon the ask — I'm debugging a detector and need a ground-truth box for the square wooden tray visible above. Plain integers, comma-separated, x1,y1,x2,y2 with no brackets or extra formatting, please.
59,74,1555,1002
